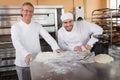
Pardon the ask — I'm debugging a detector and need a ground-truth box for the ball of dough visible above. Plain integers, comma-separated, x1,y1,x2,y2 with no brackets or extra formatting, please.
94,54,114,63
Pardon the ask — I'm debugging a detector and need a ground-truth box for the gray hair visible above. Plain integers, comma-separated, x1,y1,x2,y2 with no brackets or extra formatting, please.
21,2,34,10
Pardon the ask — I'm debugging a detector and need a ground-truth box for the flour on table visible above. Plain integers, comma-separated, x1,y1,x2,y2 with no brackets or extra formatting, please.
33,51,95,74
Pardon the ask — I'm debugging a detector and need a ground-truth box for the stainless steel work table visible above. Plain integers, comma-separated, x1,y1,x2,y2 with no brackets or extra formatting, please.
30,52,120,80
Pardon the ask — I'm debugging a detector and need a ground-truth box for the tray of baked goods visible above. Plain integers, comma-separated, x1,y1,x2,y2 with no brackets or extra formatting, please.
92,8,120,19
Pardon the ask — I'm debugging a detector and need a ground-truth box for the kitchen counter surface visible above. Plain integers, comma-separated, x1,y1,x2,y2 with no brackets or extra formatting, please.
30,52,120,80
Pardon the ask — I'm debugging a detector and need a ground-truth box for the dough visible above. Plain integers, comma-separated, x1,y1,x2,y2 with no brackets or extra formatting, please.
81,46,90,53
94,54,114,63
34,52,60,62
81,46,87,51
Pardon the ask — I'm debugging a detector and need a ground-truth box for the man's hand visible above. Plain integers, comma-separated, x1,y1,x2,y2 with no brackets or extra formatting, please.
74,46,82,52
85,44,91,50
56,49,64,53
25,54,32,65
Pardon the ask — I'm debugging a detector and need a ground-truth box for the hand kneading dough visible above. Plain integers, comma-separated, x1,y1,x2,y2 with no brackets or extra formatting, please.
34,52,59,62
94,54,114,63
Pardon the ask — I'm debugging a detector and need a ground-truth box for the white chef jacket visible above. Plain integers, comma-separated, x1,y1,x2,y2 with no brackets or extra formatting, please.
58,20,103,51
11,20,60,67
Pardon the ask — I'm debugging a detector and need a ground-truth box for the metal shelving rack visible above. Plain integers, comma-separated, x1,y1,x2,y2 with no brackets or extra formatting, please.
91,8,120,48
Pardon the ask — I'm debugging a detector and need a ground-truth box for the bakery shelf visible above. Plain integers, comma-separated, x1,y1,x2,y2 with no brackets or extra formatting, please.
91,8,120,47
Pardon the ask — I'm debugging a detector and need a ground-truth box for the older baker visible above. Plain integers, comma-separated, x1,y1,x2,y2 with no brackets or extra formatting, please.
11,2,63,80
58,12,103,52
